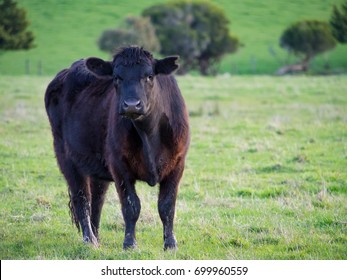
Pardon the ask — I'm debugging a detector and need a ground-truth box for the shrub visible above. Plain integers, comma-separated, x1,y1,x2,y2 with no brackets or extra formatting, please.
0,0,35,51
98,16,160,55
330,1,347,44
280,20,336,70
143,0,240,75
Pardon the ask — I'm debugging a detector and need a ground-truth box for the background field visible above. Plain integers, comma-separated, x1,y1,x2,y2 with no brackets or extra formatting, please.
0,75,346,259
0,0,347,75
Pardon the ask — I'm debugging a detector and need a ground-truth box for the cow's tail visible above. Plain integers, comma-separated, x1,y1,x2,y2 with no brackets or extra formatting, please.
68,191,81,232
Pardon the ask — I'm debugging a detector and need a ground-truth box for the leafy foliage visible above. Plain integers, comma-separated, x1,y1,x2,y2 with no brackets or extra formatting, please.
330,1,347,44
0,0,35,51
280,20,336,69
143,0,239,75
98,16,160,55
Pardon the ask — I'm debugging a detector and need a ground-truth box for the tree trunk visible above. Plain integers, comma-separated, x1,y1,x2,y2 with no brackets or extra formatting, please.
301,55,311,71
198,59,210,76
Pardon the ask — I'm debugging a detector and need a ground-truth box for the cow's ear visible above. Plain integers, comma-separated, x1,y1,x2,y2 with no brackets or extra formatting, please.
154,56,179,75
85,57,113,79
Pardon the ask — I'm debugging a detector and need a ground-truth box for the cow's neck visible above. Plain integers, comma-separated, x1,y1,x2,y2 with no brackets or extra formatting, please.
132,112,162,186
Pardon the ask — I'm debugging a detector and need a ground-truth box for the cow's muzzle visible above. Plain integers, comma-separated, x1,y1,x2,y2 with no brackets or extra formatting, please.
120,98,144,119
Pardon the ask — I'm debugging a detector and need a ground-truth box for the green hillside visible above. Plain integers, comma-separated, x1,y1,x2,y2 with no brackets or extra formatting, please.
0,0,346,75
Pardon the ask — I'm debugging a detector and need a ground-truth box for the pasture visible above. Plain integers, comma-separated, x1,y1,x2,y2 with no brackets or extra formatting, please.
0,74,346,259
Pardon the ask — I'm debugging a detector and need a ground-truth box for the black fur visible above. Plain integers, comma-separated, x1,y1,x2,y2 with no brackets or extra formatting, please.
45,46,189,250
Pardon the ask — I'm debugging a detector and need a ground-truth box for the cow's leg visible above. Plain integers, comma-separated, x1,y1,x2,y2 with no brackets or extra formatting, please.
61,160,98,246
115,179,141,249
90,178,109,240
158,161,184,250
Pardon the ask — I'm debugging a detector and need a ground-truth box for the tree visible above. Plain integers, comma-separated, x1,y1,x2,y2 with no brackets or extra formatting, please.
143,0,239,75
0,0,35,50
280,20,336,71
98,16,160,55
330,1,347,44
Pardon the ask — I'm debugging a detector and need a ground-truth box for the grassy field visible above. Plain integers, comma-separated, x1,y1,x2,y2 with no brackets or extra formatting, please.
0,0,346,75
0,74,346,259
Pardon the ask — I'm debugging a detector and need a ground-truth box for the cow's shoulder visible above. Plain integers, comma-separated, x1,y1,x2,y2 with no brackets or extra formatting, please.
65,59,96,92
63,59,114,104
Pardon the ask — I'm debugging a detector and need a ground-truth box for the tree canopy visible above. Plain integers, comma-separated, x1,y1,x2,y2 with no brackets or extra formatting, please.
330,1,347,44
98,16,160,55
280,20,336,70
143,0,239,75
0,0,35,51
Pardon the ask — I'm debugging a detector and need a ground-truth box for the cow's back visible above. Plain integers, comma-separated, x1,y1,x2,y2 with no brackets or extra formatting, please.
45,60,96,131
45,68,69,136
45,60,113,180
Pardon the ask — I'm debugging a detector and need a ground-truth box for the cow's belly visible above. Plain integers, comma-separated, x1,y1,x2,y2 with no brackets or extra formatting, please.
64,122,112,181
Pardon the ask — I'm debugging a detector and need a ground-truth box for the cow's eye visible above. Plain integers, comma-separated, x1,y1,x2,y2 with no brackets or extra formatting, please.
146,75,154,82
114,76,123,85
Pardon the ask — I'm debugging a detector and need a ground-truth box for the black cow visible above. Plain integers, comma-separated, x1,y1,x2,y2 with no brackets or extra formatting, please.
45,46,190,250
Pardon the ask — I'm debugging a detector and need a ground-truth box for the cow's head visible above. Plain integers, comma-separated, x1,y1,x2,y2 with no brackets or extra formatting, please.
85,46,179,120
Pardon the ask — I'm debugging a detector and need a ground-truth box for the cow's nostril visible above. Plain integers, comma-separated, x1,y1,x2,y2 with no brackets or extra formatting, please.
135,101,142,109
123,99,142,113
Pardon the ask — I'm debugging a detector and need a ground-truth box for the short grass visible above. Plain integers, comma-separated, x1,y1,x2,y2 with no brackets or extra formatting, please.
0,0,346,75
0,74,346,259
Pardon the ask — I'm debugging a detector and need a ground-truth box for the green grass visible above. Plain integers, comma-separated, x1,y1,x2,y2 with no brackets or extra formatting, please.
0,0,346,75
0,74,346,259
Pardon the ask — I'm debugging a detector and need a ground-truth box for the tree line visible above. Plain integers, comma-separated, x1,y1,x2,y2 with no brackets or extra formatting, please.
98,0,347,75
1,0,347,75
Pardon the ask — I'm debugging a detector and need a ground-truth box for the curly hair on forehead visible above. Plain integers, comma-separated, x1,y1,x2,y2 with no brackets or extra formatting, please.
112,45,154,66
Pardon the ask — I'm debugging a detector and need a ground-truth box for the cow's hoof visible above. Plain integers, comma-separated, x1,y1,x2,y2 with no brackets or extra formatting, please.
83,235,99,248
164,236,177,250
123,237,137,250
